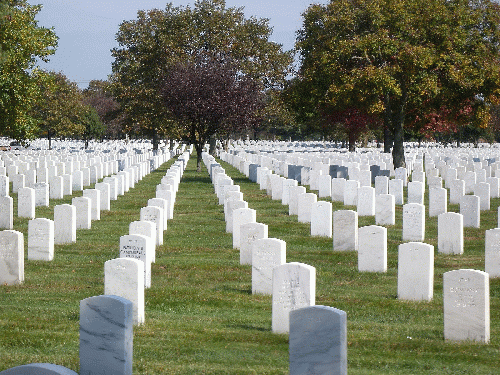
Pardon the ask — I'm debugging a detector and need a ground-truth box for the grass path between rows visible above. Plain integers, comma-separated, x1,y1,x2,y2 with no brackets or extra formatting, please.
0,152,499,374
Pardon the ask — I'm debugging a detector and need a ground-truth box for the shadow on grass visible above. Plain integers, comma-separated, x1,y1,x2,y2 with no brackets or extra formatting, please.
228,324,271,332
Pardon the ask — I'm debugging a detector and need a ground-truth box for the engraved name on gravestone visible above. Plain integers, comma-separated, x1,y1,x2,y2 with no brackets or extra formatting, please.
252,238,286,295
402,203,425,242
240,222,268,265
443,269,489,343
272,262,316,334
120,234,152,288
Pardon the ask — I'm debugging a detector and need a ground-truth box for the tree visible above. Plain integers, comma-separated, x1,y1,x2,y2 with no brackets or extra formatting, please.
295,0,500,168
83,80,124,139
33,72,86,149
161,53,264,170
0,0,57,141
112,0,292,151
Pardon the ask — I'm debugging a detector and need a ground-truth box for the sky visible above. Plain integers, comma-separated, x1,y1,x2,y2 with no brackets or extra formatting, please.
28,0,328,88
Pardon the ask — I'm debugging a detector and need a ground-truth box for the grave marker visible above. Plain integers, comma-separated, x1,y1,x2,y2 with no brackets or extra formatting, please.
398,242,434,301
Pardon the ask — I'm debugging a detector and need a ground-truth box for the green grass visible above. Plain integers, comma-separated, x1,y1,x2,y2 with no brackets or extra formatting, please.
0,153,499,374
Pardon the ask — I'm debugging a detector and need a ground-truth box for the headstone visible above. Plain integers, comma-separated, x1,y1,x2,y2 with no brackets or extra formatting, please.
311,201,332,238
407,181,424,205
450,179,465,205
54,204,76,244
251,238,286,295
443,269,489,343
72,196,92,230
289,186,307,216
297,192,317,223
486,177,499,198
72,170,84,191
358,225,387,272
0,175,9,196
0,230,24,285
318,174,332,198
375,194,395,226
79,295,133,375
62,174,72,196
105,258,145,325
140,206,163,246
460,195,480,228
474,182,490,211
148,198,168,230
485,228,500,278
17,187,35,219
232,208,257,249
240,222,268,265
438,212,464,255
0,364,78,375
357,186,375,216
333,210,358,251
27,218,54,261
395,167,407,186
156,188,174,219
33,183,49,207
289,306,347,375
272,262,316,334
0,196,13,229
397,242,434,301
103,176,118,200
331,178,346,202
83,189,100,221
225,200,248,233
95,182,111,211
428,187,447,217
343,180,359,206
129,220,157,262
402,203,425,242
374,175,388,195
120,234,152,288
282,179,298,206
389,179,404,205
49,175,63,199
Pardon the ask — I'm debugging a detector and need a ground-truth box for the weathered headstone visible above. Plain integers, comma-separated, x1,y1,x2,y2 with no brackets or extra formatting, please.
407,181,424,205
272,262,316,334
54,204,76,244
485,228,500,278
343,180,359,206
311,201,333,238
49,175,63,199
438,212,464,255
357,186,375,216
397,242,434,301
17,187,35,219
402,203,425,242
331,178,346,202
140,206,163,246
460,195,480,228
251,238,286,295
289,306,347,375
105,258,145,325
232,208,257,249
0,230,24,285
72,196,92,230
375,194,395,226
333,210,358,251
0,196,13,229
240,222,268,265
0,363,78,375
389,179,404,205
428,187,447,217
28,218,54,261
33,183,49,207
297,192,317,223
443,269,489,343
79,295,133,375
358,225,387,272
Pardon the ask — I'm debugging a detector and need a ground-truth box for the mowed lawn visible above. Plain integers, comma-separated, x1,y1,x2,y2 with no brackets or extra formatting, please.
0,152,499,374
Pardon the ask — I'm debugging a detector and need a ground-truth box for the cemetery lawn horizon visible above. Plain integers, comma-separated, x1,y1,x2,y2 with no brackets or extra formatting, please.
0,151,499,374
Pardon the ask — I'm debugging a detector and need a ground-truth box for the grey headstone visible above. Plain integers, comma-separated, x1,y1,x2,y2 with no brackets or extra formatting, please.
0,363,78,375
289,306,347,375
79,295,133,375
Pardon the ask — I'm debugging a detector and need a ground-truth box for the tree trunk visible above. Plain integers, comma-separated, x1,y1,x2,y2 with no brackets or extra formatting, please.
392,119,406,169
195,143,204,172
383,126,393,153
48,129,52,150
209,135,217,156
152,129,158,151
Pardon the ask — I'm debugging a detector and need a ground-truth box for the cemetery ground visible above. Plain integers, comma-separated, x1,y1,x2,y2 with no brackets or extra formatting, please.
1,153,499,374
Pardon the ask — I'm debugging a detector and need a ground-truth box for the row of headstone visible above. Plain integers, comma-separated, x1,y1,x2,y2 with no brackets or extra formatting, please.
203,152,347,374
106,152,190,326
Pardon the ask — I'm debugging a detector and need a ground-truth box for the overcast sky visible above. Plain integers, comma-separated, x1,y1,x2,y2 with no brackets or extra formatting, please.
29,0,328,88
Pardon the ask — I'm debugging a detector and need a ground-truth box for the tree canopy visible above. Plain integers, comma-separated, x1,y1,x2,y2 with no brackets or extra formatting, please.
293,0,500,166
0,0,57,141
111,0,293,150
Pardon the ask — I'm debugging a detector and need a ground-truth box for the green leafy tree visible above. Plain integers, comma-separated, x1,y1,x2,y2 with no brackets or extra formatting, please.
295,0,500,167
112,0,292,151
81,106,105,149
34,72,86,149
0,0,57,141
